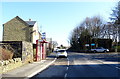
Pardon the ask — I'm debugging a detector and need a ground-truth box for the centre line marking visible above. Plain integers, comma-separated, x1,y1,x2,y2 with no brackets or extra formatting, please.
64,73,67,79
116,67,120,69
64,58,70,79
66,67,69,71
67,58,70,66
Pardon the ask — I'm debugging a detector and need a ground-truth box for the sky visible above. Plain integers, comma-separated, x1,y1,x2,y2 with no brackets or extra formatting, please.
0,0,118,46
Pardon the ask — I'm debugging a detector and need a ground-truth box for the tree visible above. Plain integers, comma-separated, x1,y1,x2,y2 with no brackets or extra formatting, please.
52,41,58,48
79,16,104,38
110,1,120,42
69,16,105,51
110,1,120,23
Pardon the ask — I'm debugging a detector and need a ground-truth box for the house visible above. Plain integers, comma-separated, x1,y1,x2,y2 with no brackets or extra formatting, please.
3,16,41,44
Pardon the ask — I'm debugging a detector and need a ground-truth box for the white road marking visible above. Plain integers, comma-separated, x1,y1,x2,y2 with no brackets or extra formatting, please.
66,67,69,71
64,58,70,79
67,58,70,66
116,67,120,69
67,58,69,61
54,58,57,61
27,58,57,78
67,58,70,70
64,73,67,79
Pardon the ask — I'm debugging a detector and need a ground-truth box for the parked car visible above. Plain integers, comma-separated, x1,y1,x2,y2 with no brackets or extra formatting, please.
91,47,109,53
56,49,67,58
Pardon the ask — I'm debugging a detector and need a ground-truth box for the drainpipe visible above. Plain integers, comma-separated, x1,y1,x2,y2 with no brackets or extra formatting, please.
36,40,38,61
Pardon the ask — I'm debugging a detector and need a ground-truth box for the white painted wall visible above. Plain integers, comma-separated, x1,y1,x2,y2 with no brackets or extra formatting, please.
32,22,41,44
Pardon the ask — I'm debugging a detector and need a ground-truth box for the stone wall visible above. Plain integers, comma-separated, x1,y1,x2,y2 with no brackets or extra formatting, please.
0,41,33,63
22,41,33,63
0,41,33,73
0,58,22,73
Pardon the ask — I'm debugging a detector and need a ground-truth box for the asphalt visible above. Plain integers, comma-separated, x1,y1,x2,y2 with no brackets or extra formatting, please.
0,53,57,79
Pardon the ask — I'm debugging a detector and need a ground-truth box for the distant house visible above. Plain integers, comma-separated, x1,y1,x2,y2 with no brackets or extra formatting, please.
3,16,41,44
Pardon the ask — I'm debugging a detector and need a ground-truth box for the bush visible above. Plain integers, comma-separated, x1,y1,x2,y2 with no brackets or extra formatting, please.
117,46,120,52
0,47,13,60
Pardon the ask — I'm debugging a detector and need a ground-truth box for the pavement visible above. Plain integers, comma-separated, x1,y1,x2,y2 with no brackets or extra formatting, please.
0,53,57,79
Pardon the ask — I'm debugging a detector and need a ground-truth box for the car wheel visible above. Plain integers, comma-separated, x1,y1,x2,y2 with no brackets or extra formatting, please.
104,50,107,53
94,50,96,53
56,56,59,58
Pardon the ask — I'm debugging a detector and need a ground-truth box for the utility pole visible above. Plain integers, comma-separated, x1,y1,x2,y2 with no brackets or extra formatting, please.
115,25,118,53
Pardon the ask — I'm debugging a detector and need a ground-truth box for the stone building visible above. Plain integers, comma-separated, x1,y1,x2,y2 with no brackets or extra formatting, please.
3,16,41,44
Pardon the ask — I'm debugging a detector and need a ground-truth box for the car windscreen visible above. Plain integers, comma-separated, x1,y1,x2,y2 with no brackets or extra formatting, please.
58,50,65,52
96,47,103,49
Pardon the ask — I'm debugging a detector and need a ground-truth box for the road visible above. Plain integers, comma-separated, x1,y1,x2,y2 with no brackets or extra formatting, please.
31,52,120,79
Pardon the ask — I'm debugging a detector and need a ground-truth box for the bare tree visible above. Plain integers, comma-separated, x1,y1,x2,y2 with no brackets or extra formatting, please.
110,1,120,41
79,16,104,38
52,41,58,48
69,16,105,51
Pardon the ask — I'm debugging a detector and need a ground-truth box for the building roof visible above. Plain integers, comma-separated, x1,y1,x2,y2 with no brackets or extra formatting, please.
25,21,36,26
4,16,29,26
4,16,37,27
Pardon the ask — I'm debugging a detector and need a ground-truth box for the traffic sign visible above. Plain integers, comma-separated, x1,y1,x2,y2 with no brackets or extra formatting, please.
85,44,89,46
42,32,46,40
91,43,95,46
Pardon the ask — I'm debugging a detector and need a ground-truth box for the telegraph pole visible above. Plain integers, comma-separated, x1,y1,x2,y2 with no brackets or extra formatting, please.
115,25,118,53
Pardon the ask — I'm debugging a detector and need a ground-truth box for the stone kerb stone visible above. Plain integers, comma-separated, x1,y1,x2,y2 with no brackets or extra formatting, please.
8,59,14,63
0,61,3,66
14,58,21,62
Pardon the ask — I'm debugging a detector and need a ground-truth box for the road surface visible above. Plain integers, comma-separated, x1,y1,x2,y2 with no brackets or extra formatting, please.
31,52,120,79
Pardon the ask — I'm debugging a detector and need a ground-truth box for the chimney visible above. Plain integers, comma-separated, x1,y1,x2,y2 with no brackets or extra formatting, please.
29,19,31,21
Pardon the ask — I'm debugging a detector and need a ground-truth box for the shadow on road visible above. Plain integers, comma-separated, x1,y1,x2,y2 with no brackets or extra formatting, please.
90,54,120,62
47,55,56,58
31,64,119,79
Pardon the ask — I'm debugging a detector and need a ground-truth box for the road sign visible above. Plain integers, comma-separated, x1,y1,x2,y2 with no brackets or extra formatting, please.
42,32,46,40
85,44,89,46
91,43,95,46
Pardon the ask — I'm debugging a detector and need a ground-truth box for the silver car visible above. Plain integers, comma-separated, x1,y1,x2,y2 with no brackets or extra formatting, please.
91,47,109,53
